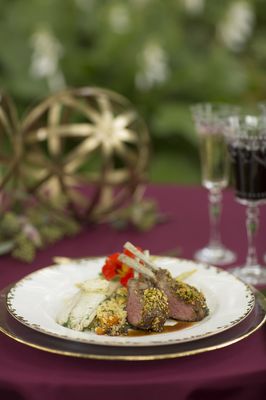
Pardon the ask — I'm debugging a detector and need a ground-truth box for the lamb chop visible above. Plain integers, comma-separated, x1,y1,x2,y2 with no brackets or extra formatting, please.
155,269,208,321
118,255,169,332
126,278,169,332
120,242,209,323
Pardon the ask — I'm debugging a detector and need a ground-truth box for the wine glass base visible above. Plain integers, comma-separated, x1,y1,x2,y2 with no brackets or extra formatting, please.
194,246,236,266
229,265,266,286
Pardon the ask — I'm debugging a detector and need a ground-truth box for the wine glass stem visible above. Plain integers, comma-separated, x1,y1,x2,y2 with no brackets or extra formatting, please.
245,203,259,267
208,188,222,248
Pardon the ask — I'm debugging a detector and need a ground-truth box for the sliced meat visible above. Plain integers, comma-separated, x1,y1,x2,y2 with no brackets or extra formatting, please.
127,278,169,332
155,269,209,322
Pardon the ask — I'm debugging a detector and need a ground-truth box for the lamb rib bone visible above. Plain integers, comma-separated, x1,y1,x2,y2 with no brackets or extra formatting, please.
118,254,156,280
123,242,159,271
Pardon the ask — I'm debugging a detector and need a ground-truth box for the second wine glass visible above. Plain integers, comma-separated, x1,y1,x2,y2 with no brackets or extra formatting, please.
191,103,236,265
225,114,266,285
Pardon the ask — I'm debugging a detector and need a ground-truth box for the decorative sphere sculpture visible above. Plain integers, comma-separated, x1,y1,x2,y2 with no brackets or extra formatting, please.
0,93,21,192
20,87,150,221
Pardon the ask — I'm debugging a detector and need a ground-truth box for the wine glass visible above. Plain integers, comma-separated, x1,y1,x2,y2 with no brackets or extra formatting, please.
191,103,237,265
225,114,266,285
258,103,266,266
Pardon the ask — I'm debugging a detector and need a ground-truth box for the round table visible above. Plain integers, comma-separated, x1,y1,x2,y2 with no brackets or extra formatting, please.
1,185,265,400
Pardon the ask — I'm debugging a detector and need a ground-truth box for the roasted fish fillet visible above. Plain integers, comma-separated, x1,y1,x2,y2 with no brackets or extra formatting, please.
57,278,119,331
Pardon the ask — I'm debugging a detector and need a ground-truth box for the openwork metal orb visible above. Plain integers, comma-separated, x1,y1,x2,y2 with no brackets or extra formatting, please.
0,93,21,191
20,87,150,221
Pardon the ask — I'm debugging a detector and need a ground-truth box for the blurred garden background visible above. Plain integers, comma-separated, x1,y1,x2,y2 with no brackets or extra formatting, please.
1,0,266,184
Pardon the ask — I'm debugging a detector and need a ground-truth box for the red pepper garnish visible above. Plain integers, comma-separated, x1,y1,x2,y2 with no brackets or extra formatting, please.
101,246,142,286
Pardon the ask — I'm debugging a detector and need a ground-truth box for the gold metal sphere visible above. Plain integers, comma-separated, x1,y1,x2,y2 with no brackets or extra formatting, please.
20,87,150,221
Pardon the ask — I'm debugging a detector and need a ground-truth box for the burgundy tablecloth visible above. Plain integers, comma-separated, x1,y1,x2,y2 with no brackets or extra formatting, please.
0,185,266,400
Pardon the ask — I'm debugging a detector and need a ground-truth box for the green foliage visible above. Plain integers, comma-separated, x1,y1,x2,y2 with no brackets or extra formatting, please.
12,234,36,264
0,203,81,262
1,212,21,236
109,199,161,231
0,0,265,183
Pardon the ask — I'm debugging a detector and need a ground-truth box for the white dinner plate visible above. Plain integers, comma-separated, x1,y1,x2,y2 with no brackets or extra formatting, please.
6,257,255,347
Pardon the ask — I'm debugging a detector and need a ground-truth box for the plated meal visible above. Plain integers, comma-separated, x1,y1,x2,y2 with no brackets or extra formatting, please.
6,242,255,347
57,242,209,336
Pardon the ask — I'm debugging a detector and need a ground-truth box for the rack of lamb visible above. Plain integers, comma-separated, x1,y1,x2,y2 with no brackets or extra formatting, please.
119,242,209,332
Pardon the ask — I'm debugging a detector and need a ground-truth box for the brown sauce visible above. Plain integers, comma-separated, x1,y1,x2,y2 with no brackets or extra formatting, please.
127,321,195,337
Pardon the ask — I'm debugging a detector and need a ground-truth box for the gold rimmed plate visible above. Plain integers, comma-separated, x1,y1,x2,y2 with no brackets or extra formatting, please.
0,285,265,360
6,257,255,347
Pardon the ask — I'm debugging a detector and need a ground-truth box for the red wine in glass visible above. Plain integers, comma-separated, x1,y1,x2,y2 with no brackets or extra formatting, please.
226,116,266,285
228,145,266,203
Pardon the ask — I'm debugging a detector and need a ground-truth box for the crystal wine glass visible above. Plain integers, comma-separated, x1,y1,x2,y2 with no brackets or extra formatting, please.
258,103,266,266
225,114,266,285
191,103,237,265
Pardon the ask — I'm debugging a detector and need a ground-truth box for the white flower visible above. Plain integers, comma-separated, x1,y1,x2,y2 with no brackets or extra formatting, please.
30,29,62,77
181,0,205,15
218,1,255,52
109,4,131,34
135,41,169,90
30,28,65,90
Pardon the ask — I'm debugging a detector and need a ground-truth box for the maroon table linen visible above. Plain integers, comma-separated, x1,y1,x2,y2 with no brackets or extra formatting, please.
0,185,266,400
